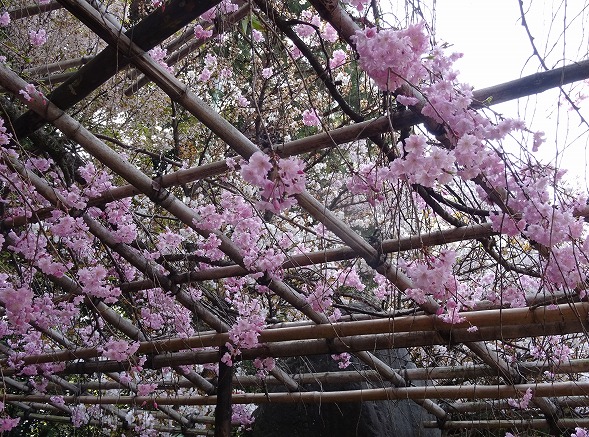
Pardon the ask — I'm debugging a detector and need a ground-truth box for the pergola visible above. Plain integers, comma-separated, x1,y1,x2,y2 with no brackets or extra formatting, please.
1,0,589,436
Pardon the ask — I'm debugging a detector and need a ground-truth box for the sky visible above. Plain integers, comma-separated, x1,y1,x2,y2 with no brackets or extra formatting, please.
435,0,529,89
431,0,589,189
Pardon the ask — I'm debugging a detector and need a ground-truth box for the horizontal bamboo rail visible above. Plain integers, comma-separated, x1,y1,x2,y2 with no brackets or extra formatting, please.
9,1,61,19
443,394,589,413
43,358,589,394
9,302,587,368
24,56,94,76
423,418,589,430
10,412,210,435
169,223,498,283
4,381,589,405
13,316,585,376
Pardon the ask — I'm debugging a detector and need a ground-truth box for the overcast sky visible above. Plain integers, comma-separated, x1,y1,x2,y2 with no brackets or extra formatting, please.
433,0,589,188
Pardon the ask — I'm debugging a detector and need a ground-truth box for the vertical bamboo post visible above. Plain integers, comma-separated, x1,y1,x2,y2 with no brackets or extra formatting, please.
215,347,234,437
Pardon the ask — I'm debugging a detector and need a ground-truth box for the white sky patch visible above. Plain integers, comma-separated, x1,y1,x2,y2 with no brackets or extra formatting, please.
433,0,589,190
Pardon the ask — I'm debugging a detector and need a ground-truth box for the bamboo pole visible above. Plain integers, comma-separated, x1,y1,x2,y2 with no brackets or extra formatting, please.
9,1,61,19
10,302,589,367
3,381,589,405
43,358,589,393
23,56,94,76
3,317,582,376
423,418,589,430
168,223,498,283
11,412,210,435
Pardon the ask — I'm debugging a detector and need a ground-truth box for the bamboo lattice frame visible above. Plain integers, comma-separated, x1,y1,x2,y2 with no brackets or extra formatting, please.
0,0,589,436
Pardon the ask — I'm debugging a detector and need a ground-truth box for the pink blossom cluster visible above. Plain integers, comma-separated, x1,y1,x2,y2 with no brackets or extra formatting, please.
70,404,90,428
530,336,572,364
253,356,275,379
193,193,286,278
486,170,588,289
0,12,10,27
78,265,121,302
148,46,173,73
136,287,195,338
8,229,70,278
507,387,533,409
240,151,306,214
33,293,80,332
346,136,455,199
104,198,138,244
0,275,34,333
232,401,255,429
352,22,429,92
48,210,94,259
19,83,43,102
261,67,273,79
305,267,364,315
353,21,589,304
373,272,394,300
401,250,473,324
198,53,218,82
322,23,338,43
194,24,213,40
329,49,347,69
0,117,11,145
302,109,321,127
137,383,158,396
0,416,20,432
390,135,455,187
252,29,264,43
156,227,183,254
99,338,140,362
78,162,114,197
331,352,351,369
346,163,388,205
222,295,266,366
200,0,238,22
295,10,320,39
306,281,334,313
29,28,47,47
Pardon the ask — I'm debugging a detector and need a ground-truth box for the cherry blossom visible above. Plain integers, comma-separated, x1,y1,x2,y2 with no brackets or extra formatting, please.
98,338,140,362
252,29,264,43
261,67,273,79
0,12,10,27
508,388,533,409
302,108,321,126
19,83,41,102
148,46,172,73
329,49,347,69
352,22,429,91
29,29,47,47
194,24,213,39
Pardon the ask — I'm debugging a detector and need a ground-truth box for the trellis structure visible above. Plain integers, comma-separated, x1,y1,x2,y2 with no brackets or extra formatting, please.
0,0,589,436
